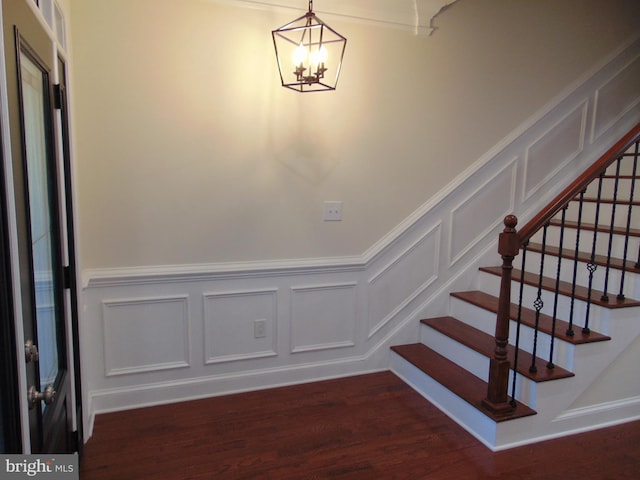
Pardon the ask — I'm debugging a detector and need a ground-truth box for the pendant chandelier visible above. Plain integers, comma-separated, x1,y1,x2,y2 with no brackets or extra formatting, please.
272,1,347,92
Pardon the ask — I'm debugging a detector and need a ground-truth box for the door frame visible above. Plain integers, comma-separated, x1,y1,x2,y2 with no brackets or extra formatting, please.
0,110,22,454
0,0,81,453
0,4,31,452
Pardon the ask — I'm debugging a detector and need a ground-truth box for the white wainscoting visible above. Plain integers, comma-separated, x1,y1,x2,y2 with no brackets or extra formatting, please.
102,295,190,376
203,289,278,364
449,162,516,267
592,53,640,141
81,37,640,439
522,101,587,203
367,222,440,338
290,283,358,353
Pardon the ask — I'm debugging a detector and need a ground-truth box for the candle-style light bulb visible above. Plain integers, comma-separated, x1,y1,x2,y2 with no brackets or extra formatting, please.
311,45,328,68
293,43,307,65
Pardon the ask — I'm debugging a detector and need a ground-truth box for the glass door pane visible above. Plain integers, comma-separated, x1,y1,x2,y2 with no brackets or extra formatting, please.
20,51,61,405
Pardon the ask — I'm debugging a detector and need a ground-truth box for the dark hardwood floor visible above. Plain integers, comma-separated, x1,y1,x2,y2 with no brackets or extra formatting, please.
80,371,640,479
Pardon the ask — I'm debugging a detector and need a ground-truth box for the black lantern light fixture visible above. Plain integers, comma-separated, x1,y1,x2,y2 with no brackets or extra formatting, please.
272,1,347,92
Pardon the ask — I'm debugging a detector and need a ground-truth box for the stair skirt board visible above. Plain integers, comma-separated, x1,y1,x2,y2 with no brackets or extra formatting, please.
494,394,640,451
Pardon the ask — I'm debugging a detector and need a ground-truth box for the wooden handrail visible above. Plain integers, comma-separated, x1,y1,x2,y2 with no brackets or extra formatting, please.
517,122,640,243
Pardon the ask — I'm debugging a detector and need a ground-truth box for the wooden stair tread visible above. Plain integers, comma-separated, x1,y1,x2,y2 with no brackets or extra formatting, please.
548,220,640,237
451,291,610,344
527,242,640,274
390,343,536,422
422,316,574,382
479,266,640,308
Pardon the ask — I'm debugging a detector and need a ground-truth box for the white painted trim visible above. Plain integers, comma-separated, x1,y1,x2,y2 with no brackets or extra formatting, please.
0,4,32,454
88,357,387,431
83,255,366,288
493,398,640,452
554,395,640,422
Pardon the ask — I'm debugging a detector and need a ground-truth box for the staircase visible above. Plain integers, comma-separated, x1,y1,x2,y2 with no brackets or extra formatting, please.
390,123,640,450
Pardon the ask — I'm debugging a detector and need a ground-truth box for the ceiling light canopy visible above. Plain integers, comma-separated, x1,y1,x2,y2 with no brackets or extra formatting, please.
272,1,347,92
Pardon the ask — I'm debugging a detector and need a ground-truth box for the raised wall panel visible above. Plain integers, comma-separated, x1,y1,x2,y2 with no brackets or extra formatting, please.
368,224,440,337
204,289,277,364
103,296,190,376
290,283,357,353
449,162,516,267
523,102,587,202
592,55,640,141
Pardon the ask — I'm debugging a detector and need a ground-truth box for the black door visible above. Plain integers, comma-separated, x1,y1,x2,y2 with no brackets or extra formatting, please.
2,0,76,453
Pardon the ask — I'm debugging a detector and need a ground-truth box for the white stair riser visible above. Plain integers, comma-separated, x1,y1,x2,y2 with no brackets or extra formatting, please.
514,283,613,335
419,323,538,405
522,250,640,301
475,270,614,335
419,323,489,381
448,296,576,370
448,296,497,333
532,228,640,262
561,200,640,227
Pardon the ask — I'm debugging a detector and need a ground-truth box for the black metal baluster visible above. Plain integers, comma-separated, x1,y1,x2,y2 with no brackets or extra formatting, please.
567,190,586,337
620,143,638,299
601,158,622,302
548,207,568,369
510,243,528,407
530,225,548,374
584,173,605,334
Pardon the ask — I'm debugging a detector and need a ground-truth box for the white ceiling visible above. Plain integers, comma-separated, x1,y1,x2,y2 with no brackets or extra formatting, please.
227,0,459,34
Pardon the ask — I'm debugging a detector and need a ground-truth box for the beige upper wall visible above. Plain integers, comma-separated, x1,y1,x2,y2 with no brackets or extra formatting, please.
69,0,640,269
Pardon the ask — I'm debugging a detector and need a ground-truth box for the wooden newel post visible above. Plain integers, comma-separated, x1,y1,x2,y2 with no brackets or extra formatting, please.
482,214,519,415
